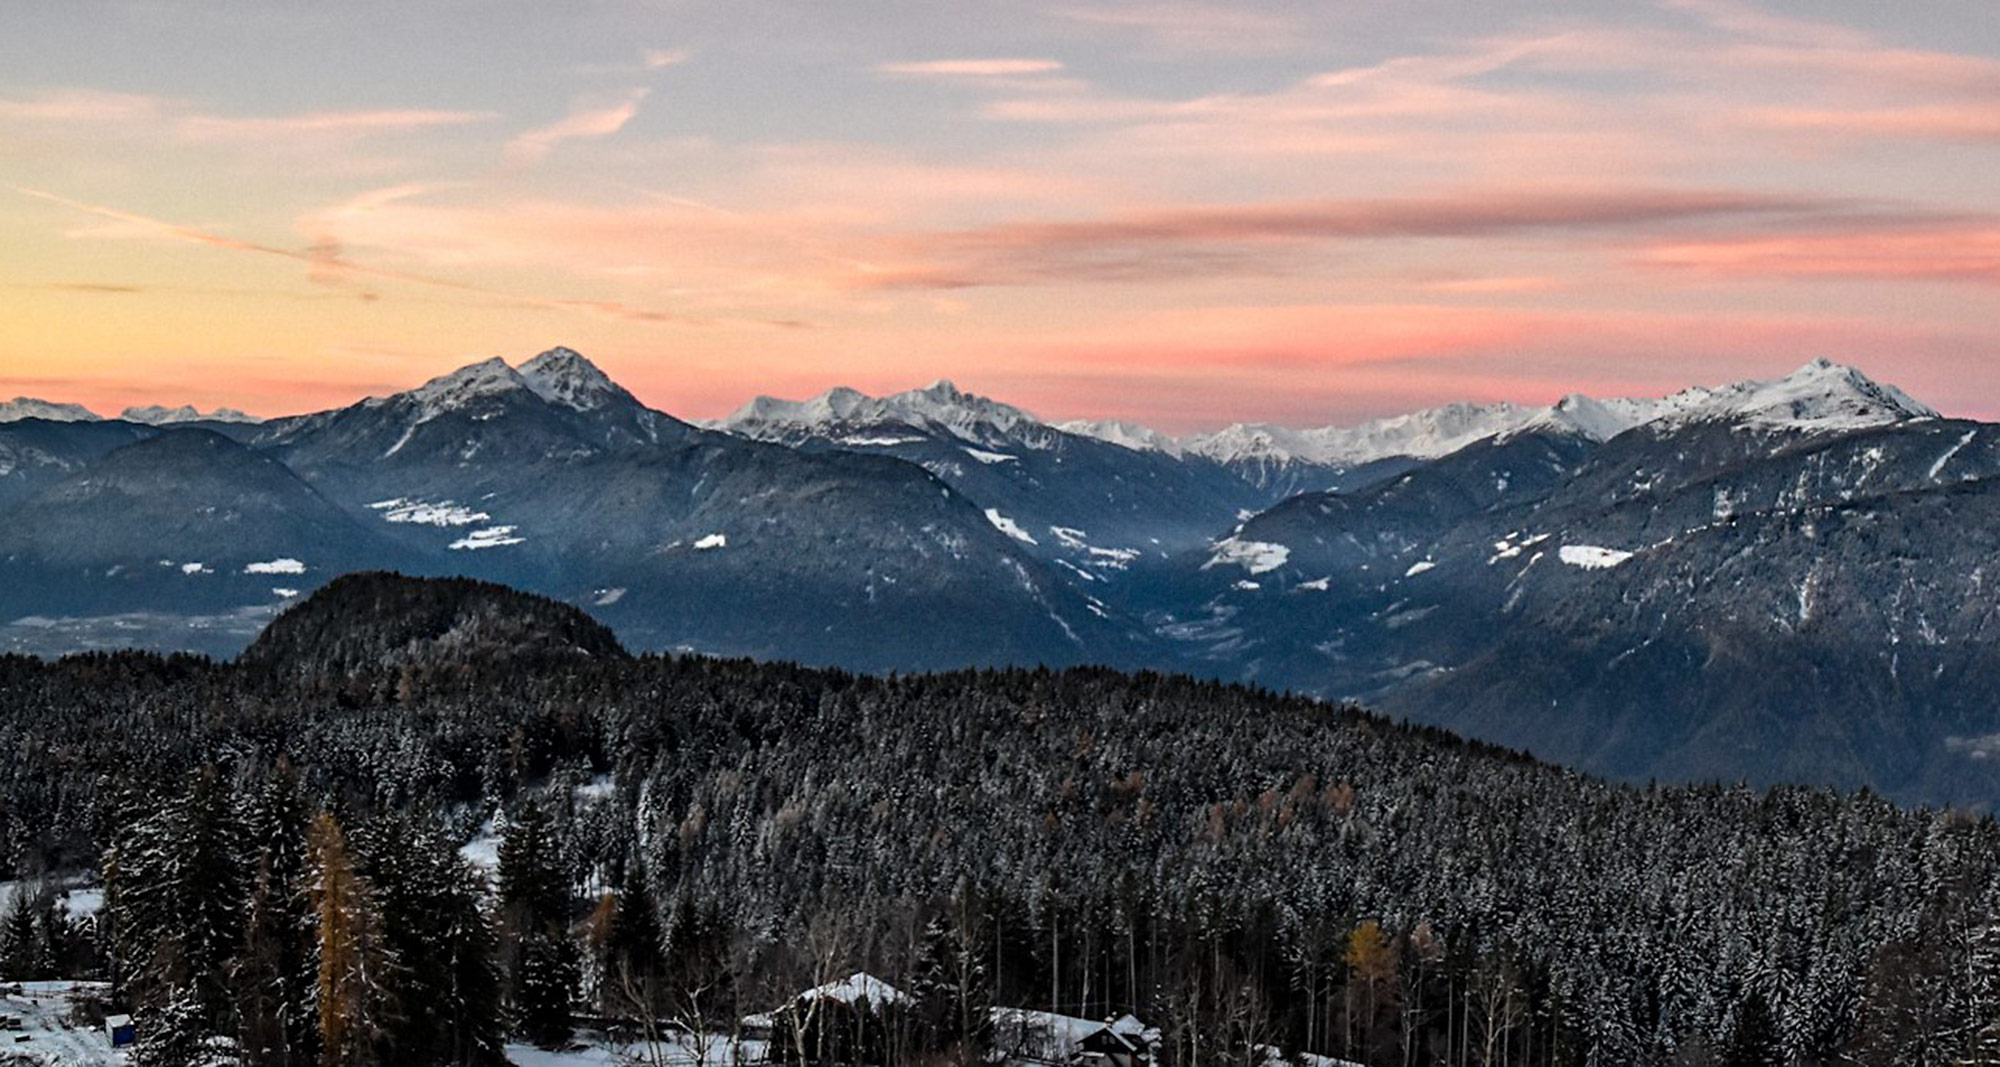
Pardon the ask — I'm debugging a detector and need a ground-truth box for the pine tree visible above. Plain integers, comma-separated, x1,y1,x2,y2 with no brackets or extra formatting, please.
236,769,318,1067
1724,988,1781,1067
351,812,506,1066
0,886,36,979
134,983,243,1067
110,768,249,1033
497,801,577,1047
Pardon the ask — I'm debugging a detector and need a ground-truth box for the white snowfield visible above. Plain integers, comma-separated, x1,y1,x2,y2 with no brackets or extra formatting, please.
693,533,728,550
243,558,306,575
984,509,1038,545
369,498,491,527
1205,537,1291,575
450,526,525,550
1559,544,1636,569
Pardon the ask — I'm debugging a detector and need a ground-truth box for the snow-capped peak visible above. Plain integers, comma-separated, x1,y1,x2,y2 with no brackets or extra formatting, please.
1068,358,1936,468
393,357,532,421
1183,402,1553,469
1640,357,1937,432
1053,419,1185,457
712,379,1039,442
119,403,261,425
518,346,633,412
0,397,101,423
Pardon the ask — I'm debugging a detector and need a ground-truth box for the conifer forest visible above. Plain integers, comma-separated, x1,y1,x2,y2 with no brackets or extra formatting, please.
0,575,1997,1066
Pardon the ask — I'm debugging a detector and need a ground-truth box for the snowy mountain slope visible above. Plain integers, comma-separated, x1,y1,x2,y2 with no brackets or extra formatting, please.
1145,405,2000,801
1065,359,1934,471
0,349,1144,669
709,379,1038,445
707,380,1276,570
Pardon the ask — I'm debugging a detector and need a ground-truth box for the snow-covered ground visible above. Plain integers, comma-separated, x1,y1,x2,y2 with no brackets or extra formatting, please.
506,1033,768,1066
1205,537,1290,575
0,981,123,1065
983,509,1038,545
0,879,104,922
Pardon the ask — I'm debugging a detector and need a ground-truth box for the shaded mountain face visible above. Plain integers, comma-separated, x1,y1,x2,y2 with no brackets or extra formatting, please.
0,429,411,619
118,349,1135,671
0,417,156,512
1155,387,2000,802
707,380,1297,581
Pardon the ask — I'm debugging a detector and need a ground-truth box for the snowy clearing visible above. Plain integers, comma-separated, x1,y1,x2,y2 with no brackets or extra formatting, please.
0,981,121,1065
694,533,728,550
1559,544,1635,570
1405,560,1435,577
179,562,208,575
1205,537,1290,575
369,498,491,526
450,526,525,550
243,558,305,575
962,447,1017,464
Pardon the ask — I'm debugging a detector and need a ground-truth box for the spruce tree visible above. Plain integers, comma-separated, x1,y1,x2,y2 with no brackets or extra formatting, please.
110,768,249,1034
497,800,577,1047
1724,988,1781,1067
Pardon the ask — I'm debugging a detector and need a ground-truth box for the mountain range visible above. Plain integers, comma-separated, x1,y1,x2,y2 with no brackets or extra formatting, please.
3,348,1992,803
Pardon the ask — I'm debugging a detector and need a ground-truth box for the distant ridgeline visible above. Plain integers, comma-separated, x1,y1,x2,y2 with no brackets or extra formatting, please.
0,574,1996,1065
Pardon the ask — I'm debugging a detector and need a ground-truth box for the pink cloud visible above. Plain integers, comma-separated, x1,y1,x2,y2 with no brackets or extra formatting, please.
1052,3,1304,55
1642,226,2000,285
177,108,494,141
504,88,651,167
876,59,1065,77
845,187,1845,290
1748,105,2000,143
12,186,748,327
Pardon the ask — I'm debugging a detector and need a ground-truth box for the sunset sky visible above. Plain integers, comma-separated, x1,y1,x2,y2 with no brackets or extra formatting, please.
2,1,1997,430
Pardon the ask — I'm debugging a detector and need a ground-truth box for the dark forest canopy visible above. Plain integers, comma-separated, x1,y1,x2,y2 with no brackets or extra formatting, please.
3,573,1999,1066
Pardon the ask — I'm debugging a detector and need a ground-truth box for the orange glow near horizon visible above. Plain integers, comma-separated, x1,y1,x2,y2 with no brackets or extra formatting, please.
2,2,1997,431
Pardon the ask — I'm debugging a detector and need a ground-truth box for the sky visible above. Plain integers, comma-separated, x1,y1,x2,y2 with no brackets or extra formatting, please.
1,0,1996,431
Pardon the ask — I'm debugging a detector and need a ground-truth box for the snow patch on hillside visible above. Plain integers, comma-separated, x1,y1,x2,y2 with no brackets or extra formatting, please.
1559,545,1635,569
984,509,1037,544
370,498,491,527
1206,538,1290,575
244,558,306,575
450,526,524,550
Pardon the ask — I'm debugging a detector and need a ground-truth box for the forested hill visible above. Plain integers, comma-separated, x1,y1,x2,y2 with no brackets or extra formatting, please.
3,574,1999,1065
239,570,631,683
